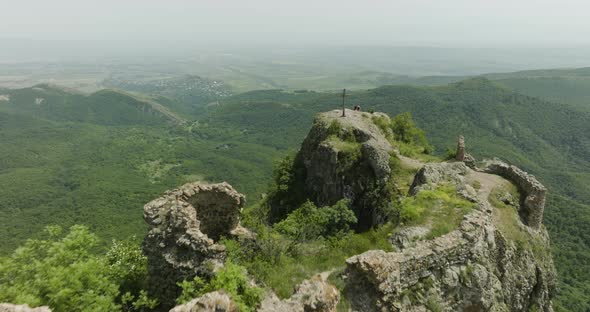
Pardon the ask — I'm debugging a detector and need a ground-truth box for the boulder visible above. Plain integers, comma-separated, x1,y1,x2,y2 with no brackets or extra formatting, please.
409,162,468,195
259,274,340,312
170,291,237,312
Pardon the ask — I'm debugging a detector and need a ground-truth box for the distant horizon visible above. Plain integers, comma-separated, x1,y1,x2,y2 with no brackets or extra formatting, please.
1,41,589,79
2,0,590,60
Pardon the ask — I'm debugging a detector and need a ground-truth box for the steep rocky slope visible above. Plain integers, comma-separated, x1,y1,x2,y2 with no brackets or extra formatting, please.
345,161,556,311
141,110,556,311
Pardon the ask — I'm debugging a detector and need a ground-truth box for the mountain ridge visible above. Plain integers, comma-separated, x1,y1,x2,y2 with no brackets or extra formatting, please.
0,84,186,125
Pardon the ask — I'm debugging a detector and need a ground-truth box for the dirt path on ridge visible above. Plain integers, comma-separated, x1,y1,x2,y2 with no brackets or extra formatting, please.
465,170,508,201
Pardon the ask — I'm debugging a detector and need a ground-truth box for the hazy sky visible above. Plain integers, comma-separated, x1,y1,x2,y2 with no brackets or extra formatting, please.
1,0,589,48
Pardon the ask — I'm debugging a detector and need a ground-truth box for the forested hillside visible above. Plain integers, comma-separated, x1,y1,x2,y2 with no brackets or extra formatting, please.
0,85,282,253
475,67,590,112
0,78,588,310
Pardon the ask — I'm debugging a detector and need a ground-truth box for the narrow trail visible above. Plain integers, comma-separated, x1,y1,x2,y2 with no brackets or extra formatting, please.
465,170,509,201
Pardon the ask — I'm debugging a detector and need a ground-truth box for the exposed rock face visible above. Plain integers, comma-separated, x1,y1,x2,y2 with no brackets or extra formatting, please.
410,162,468,194
293,109,396,230
388,226,430,250
345,162,556,312
143,182,246,310
409,162,478,202
482,160,547,229
0,304,51,312
170,291,237,312
259,274,340,312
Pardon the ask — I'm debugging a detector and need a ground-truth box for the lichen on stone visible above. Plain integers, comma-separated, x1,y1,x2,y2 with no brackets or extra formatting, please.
142,182,247,311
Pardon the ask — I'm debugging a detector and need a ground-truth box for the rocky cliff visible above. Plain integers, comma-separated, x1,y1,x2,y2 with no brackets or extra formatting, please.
269,109,398,230
345,161,556,311
143,110,556,312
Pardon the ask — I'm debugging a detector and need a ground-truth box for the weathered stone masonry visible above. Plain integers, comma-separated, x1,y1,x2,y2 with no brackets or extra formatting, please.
142,182,245,311
482,161,547,229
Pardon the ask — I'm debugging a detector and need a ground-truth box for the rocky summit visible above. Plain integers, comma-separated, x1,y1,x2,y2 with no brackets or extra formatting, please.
136,110,557,312
269,109,398,230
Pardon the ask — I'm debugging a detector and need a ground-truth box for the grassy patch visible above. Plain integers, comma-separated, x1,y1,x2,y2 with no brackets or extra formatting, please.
326,136,361,155
372,115,393,140
489,183,525,242
471,180,482,190
327,119,344,136
489,183,551,262
327,269,351,312
326,119,356,142
177,261,264,312
399,185,476,239
372,113,437,161
397,141,440,163
224,223,394,299
389,154,420,194
325,136,362,166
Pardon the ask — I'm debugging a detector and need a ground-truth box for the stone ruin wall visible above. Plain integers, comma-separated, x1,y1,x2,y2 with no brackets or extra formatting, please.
455,135,546,230
483,161,547,229
142,182,246,311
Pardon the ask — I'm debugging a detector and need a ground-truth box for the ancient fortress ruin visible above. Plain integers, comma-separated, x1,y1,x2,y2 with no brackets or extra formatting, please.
482,160,547,229
142,182,247,310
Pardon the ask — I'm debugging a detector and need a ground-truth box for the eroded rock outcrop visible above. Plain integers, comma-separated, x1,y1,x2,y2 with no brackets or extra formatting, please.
409,162,478,202
455,135,476,167
279,109,396,230
456,135,466,161
143,182,246,310
344,161,556,312
0,304,51,312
